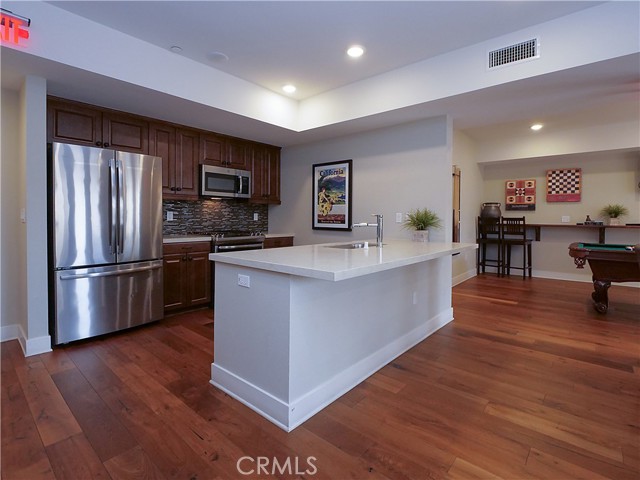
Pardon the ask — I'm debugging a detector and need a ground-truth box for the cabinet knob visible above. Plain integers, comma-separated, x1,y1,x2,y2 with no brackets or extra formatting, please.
95,141,102,147
103,142,110,147
170,187,176,191
176,187,182,191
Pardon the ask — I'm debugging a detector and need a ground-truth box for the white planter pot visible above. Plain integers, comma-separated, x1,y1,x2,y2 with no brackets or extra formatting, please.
412,230,429,242
608,217,622,225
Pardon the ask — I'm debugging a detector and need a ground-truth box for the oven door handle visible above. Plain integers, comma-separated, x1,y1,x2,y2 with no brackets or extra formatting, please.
216,243,264,252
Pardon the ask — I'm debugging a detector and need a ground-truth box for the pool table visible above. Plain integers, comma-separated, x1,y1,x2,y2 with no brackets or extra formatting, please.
568,242,640,313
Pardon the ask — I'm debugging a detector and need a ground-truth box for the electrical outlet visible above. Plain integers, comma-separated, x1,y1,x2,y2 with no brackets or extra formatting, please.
412,292,418,305
396,212,403,223
166,211,174,221
254,212,259,221
238,274,250,288
561,215,570,223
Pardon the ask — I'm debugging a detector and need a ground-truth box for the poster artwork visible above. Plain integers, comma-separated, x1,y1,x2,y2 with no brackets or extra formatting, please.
506,179,536,211
546,168,581,202
312,160,352,230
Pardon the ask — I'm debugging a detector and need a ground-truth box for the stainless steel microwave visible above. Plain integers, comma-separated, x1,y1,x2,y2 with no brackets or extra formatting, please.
201,165,251,199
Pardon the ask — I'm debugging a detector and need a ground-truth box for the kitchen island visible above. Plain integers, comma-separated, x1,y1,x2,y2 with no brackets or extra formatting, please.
209,239,476,431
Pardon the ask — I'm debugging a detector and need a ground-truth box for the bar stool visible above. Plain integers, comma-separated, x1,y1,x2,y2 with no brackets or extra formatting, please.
501,216,532,278
476,216,504,276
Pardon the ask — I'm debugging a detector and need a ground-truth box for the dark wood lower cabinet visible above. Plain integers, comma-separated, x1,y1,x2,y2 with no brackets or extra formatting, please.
163,242,211,312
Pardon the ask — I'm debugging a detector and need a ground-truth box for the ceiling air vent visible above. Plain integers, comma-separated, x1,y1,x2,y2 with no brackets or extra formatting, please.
488,38,539,68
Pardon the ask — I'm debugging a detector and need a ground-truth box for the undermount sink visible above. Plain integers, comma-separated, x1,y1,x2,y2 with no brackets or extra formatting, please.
326,242,382,249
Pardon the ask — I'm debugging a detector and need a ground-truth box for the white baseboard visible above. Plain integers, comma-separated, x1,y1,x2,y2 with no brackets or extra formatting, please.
211,309,453,432
533,270,640,288
453,269,477,286
2,323,52,356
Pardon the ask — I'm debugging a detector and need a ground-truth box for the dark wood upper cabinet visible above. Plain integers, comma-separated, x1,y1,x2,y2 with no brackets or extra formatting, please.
48,98,148,154
150,122,199,199
250,145,281,204
226,139,250,169
102,112,148,154
149,122,176,194
47,99,101,146
175,128,199,197
200,133,226,166
48,97,281,202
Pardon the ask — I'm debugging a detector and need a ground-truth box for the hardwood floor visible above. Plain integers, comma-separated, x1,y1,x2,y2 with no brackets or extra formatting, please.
2,276,639,479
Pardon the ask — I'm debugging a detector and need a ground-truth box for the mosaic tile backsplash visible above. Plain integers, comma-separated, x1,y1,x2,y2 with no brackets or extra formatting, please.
163,199,268,235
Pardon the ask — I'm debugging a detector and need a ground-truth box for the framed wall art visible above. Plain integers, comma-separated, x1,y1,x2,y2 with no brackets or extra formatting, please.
546,168,582,202
312,159,352,230
506,179,536,211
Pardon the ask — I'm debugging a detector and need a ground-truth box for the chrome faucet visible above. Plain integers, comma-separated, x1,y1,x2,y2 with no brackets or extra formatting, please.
352,214,383,247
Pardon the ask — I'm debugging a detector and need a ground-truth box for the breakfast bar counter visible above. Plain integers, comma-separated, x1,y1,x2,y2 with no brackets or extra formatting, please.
209,239,476,431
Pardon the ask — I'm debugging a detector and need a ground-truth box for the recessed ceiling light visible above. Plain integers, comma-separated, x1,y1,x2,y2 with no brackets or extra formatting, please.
282,84,297,94
169,45,183,53
207,51,229,63
530,123,543,131
347,45,365,58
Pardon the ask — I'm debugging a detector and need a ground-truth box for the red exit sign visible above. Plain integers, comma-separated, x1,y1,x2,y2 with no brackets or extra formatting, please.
0,12,30,46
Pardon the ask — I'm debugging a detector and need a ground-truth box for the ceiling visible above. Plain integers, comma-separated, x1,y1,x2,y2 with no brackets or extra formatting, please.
46,0,606,100
2,1,639,146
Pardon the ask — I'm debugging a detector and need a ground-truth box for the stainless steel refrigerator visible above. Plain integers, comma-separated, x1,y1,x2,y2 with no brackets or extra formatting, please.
50,142,163,344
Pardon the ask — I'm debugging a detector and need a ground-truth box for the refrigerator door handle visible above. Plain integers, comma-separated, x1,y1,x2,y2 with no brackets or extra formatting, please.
109,159,118,255
59,264,162,281
117,159,125,255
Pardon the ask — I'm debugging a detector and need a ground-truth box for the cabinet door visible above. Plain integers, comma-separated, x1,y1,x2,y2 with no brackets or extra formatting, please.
163,252,187,311
263,147,281,204
226,139,250,169
47,99,101,146
186,249,211,306
149,123,176,194
103,112,149,154
200,133,226,166
175,128,200,198
250,145,281,204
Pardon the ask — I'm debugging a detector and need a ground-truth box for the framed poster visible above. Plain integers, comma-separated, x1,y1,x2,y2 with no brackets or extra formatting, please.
506,179,536,211
546,168,581,202
312,159,352,230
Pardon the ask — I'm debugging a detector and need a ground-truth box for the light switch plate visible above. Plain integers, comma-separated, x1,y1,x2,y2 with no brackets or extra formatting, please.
254,212,259,221
166,211,174,221
396,212,403,223
561,215,570,223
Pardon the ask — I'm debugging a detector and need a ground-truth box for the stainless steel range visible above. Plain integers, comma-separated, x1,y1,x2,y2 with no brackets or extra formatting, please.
211,231,265,252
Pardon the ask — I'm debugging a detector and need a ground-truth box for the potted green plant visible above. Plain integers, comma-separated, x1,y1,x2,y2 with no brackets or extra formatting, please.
600,204,629,225
403,208,442,242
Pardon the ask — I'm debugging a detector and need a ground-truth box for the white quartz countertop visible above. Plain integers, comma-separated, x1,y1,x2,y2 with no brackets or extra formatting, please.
209,239,477,281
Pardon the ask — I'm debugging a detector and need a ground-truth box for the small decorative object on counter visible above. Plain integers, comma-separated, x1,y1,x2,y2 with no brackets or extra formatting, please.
403,208,442,242
599,203,628,226
480,202,502,219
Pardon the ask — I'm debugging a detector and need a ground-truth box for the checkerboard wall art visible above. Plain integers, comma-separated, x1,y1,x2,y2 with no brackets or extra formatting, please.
546,168,582,202
506,179,536,211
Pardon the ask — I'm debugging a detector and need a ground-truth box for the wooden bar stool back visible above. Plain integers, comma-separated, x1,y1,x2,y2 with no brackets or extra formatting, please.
476,216,504,276
501,216,532,278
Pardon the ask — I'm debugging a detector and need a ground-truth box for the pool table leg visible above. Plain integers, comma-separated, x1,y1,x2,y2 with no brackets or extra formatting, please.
591,279,611,314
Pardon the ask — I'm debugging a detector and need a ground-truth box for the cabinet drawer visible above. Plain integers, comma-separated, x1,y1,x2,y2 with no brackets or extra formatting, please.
163,241,211,255
264,236,294,249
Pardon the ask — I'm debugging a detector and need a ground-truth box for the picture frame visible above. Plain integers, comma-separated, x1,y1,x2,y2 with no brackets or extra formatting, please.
312,159,352,230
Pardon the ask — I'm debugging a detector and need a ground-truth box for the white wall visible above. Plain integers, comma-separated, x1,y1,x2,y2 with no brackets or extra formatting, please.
452,130,484,284
0,88,26,340
0,78,51,355
269,117,452,246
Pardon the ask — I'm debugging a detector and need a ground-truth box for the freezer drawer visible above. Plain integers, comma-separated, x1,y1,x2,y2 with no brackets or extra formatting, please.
54,260,163,344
